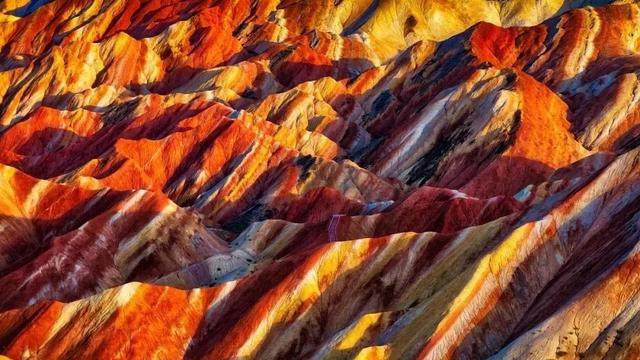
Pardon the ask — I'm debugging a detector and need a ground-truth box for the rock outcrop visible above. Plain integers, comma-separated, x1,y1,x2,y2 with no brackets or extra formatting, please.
1,0,640,359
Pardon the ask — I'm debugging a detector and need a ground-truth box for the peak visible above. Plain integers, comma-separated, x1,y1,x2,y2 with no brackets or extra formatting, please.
1,1,640,359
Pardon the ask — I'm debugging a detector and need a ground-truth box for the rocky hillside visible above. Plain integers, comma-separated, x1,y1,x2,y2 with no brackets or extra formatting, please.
0,0,640,359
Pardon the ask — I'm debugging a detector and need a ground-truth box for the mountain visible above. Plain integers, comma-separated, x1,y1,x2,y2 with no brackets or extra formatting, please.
0,0,640,359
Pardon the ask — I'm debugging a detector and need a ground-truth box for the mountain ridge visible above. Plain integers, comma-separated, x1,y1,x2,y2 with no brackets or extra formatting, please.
0,0,640,359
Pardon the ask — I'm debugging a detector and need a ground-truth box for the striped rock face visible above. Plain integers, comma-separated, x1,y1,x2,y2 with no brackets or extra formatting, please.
0,0,640,359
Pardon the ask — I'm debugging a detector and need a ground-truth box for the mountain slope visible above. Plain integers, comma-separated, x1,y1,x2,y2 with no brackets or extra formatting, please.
0,0,640,359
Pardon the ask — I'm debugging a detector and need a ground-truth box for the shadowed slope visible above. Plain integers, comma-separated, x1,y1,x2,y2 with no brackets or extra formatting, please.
0,1,639,359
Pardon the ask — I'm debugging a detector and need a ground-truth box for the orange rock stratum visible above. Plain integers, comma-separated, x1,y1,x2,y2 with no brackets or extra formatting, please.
1,0,640,359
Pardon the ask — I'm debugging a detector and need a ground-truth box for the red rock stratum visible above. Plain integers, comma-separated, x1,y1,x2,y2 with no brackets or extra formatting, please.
1,0,640,359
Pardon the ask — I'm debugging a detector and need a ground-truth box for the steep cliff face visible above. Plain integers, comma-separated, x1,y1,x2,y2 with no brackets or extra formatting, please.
1,0,640,359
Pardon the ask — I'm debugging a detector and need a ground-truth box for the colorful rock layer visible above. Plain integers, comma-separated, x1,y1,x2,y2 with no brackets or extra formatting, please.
1,0,640,359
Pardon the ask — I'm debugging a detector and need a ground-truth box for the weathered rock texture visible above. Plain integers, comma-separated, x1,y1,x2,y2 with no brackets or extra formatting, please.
1,0,640,359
